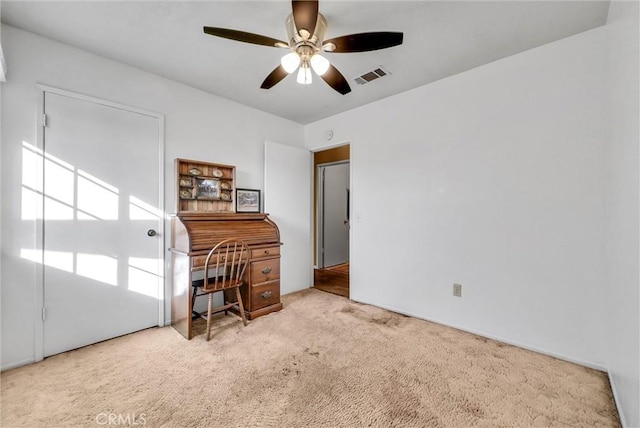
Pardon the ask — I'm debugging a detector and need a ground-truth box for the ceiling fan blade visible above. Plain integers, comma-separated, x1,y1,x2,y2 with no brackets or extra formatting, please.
323,32,404,53
321,64,351,95
204,27,288,48
261,65,289,89
292,0,318,38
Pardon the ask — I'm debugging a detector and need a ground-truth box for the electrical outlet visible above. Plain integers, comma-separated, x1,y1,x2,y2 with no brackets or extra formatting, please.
453,283,462,297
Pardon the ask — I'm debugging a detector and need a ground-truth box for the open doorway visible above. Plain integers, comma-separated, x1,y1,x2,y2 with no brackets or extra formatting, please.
313,145,350,298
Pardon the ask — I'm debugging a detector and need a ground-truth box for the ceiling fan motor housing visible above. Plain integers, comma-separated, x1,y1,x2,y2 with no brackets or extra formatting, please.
285,13,328,56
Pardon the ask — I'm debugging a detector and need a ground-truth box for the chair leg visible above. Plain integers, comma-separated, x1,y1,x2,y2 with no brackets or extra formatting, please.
206,293,213,341
235,287,248,327
191,287,198,319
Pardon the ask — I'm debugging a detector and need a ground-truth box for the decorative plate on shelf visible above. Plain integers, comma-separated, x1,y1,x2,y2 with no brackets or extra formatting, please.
220,182,230,190
221,192,231,201
179,190,192,199
212,169,224,178
179,178,192,186
188,168,201,176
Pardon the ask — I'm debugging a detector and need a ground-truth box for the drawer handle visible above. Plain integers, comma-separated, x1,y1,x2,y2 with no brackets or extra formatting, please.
264,250,270,255
261,291,272,299
261,267,272,274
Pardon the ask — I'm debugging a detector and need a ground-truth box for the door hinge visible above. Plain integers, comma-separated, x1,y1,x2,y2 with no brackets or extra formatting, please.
42,306,46,321
42,113,48,128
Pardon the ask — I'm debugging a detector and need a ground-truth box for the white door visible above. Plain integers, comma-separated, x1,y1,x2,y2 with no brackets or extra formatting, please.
43,91,162,357
264,141,312,295
320,162,350,267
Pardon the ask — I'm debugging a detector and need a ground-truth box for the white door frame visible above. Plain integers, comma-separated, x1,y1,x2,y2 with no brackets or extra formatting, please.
34,84,165,362
316,160,350,268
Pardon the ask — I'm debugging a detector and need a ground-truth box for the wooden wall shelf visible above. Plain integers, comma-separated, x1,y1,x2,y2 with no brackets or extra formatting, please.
176,158,235,213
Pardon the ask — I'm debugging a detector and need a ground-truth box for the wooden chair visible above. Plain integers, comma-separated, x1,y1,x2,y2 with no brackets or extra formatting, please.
191,238,250,340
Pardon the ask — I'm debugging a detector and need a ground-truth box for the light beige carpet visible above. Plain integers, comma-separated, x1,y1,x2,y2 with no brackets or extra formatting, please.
1,289,619,427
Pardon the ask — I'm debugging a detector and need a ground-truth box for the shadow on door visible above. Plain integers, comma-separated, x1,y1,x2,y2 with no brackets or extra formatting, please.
313,145,350,298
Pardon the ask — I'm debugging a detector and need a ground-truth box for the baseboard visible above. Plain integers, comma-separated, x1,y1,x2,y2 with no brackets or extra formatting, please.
607,370,628,428
1,357,35,372
356,300,607,372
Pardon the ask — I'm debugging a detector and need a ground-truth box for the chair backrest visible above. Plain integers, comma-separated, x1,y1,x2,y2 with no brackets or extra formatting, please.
202,238,250,292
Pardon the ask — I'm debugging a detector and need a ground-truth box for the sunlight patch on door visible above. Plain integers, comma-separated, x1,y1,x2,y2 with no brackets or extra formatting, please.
76,253,118,286
129,195,161,220
21,249,74,273
128,257,160,298
44,195,74,220
44,157,74,207
21,142,119,221
20,141,161,293
77,169,119,220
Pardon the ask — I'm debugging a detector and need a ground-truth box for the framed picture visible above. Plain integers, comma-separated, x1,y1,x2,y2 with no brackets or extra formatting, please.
196,178,220,199
236,188,261,213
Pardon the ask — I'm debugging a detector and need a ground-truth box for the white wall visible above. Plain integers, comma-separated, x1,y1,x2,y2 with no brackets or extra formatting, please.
604,1,640,427
0,1,5,82
305,27,609,368
0,25,304,369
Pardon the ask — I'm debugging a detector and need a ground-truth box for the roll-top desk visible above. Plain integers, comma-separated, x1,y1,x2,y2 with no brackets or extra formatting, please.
170,212,282,339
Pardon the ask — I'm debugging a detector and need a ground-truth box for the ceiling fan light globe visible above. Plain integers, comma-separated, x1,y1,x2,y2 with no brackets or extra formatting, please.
297,65,312,85
310,54,330,76
281,52,301,74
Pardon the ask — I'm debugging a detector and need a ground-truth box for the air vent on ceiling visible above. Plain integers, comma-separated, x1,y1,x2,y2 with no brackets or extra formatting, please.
354,66,390,85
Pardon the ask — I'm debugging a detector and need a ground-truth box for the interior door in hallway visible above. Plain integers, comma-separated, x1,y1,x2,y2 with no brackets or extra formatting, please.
42,91,162,357
320,162,350,268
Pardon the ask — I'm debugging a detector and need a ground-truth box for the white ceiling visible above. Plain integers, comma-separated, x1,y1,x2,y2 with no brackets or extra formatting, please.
2,1,609,124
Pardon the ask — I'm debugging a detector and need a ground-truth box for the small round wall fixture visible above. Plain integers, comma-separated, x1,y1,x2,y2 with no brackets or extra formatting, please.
325,130,334,140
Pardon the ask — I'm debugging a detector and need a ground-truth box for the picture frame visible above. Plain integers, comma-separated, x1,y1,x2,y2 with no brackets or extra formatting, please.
236,188,261,213
196,178,220,199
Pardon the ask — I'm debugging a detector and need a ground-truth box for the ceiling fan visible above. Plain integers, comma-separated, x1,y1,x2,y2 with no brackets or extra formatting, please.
203,0,403,95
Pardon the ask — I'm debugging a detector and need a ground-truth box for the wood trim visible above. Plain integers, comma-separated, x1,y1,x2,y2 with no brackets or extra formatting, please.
175,158,236,170
174,212,269,221
247,302,283,319
313,145,350,167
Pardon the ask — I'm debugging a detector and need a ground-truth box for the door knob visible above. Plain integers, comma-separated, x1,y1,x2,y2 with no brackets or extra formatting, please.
147,229,157,237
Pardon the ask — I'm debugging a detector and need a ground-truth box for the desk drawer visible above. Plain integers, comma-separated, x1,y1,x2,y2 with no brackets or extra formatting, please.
251,246,280,260
250,259,280,283
251,281,280,310
192,253,245,270
192,255,207,269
